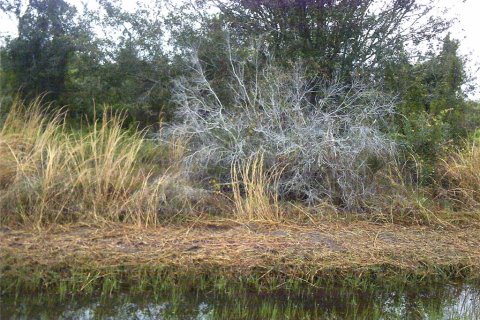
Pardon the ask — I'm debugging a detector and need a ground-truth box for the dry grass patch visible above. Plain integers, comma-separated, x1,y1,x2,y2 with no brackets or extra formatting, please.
440,142,480,211
0,99,181,227
231,153,283,221
1,220,479,293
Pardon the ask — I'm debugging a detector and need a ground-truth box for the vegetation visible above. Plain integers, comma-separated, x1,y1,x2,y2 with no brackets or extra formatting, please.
0,0,480,304
171,56,397,209
0,99,182,227
0,97,478,227
1,221,480,295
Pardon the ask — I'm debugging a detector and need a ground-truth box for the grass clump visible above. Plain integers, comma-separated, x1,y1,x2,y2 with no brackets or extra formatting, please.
231,153,283,221
0,99,178,227
440,142,480,211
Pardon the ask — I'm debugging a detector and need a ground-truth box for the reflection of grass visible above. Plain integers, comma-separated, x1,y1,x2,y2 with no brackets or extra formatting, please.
2,281,479,319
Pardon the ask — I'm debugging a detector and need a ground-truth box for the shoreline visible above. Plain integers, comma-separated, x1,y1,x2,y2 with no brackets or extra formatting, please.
1,219,479,296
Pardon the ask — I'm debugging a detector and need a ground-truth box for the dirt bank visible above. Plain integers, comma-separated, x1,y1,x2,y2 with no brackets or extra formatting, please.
1,220,480,293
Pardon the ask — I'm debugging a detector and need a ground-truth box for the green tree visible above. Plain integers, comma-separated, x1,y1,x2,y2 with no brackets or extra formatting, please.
399,36,467,129
1,0,81,103
391,36,473,183
213,0,450,81
65,0,176,123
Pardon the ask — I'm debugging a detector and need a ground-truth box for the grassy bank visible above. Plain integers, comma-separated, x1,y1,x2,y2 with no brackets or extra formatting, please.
1,220,479,296
1,99,480,296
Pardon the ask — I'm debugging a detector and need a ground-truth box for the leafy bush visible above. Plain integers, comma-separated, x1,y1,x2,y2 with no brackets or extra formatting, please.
397,111,451,184
168,54,397,209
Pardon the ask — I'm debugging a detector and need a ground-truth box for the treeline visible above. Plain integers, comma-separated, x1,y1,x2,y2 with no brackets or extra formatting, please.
1,0,479,187
0,1,475,112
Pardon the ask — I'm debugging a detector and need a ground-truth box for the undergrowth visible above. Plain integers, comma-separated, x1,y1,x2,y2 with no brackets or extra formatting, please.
0,98,479,227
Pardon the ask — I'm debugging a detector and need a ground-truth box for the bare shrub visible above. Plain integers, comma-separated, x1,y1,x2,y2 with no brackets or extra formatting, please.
168,50,397,209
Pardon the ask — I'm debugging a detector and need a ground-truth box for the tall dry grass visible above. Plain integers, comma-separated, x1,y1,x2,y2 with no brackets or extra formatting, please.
231,153,283,221
367,147,480,226
0,99,175,227
368,161,446,225
440,142,480,210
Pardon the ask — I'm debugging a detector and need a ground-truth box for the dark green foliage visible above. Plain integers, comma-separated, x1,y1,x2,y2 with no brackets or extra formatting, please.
398,112,448,183
1,0,177,124
1,0,79,103
214,0,450,81
386,36,476,183
64,0,177,123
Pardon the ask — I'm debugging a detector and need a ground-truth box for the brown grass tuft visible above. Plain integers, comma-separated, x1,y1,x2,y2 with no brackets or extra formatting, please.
231,153,283,221
0,99,177,228
440,142,480,211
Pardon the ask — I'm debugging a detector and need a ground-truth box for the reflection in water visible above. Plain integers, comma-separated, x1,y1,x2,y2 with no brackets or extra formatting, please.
2,284,479,319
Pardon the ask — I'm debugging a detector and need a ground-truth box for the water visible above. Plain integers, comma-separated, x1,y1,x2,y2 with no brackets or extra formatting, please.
2,284,479,319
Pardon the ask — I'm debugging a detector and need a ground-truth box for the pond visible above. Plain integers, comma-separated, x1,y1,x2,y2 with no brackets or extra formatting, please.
2,283,479,319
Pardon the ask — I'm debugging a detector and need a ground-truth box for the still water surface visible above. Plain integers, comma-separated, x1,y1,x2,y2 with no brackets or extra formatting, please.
2,284,479,319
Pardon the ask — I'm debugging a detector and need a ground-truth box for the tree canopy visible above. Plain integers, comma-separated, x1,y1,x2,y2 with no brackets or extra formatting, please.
0,0,476,129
